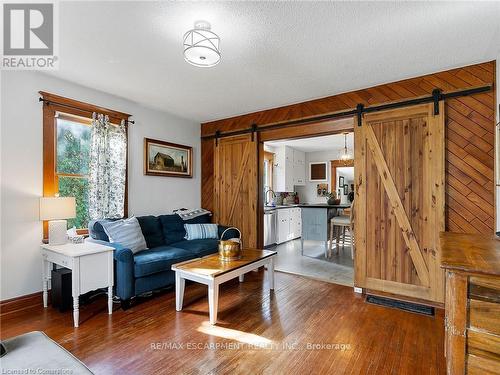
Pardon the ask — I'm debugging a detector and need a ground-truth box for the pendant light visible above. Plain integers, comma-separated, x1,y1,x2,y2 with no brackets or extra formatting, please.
338,132,353,164
183,21,221,67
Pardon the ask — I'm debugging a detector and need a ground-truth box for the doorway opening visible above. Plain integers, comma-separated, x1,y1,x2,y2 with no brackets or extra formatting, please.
263,131,355,286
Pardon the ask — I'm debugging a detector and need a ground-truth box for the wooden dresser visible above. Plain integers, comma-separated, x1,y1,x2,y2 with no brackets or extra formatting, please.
440,232,500,375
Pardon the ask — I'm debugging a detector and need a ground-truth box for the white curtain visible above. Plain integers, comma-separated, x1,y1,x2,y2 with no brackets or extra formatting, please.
88,113,127,219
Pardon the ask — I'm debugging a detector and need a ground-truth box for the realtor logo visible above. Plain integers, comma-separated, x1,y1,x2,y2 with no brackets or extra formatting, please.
2,2,58,69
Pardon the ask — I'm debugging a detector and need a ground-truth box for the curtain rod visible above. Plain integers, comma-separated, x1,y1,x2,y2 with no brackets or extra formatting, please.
38,97,135,124
202,84,493,140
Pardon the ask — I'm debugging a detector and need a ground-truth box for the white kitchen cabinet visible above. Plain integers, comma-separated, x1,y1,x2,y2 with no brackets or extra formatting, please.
273,146,295,192
273,146,305,191
276,207,302,244
277,208,290,244
284,147,294,192
290,207,302,238
293,149,306,186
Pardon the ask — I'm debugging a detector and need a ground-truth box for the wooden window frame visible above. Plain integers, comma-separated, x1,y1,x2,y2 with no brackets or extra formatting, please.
263,151,274,190
41,91,131,237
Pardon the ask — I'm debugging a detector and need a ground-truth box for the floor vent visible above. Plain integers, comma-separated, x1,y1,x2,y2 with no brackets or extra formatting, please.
366,295,435,316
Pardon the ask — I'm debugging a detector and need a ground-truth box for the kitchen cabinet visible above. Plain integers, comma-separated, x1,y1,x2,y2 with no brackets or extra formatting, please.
277,209,289,244
273,146,305,192
290,207,302,238
276,207,302,244
293,149,306,186
274,146,294,192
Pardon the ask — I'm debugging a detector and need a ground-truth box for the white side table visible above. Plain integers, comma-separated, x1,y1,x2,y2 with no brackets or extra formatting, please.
40,242,114,327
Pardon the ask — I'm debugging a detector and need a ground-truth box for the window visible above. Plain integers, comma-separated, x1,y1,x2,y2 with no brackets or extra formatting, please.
41,91,130,237
56,115,91,229
263,151,274,196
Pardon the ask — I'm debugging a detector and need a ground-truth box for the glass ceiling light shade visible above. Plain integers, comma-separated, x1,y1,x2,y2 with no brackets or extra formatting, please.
183,21,221,67
338,133,353,163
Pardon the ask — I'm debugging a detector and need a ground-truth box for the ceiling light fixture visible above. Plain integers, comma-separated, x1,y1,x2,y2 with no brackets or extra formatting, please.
338,133,353,164
183,21,221,68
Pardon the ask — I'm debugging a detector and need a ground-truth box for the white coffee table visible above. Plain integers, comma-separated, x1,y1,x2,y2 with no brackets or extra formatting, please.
171,249,277,325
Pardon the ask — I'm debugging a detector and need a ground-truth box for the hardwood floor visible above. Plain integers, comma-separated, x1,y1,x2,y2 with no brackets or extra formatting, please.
0,271,445,374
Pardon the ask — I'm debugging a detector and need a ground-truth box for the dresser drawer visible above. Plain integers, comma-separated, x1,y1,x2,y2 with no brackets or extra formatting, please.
467,354,500,375
469,276,500,304
467,329,500,359
469,299,500,336
42,250,73,269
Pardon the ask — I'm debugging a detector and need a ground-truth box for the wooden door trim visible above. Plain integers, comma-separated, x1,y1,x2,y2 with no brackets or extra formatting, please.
354,116,366,287
365,124,430,287
330,159,354,194
257,118,355,249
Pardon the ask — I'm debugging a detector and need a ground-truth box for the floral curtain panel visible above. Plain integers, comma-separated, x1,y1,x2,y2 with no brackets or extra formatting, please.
88,113,127,219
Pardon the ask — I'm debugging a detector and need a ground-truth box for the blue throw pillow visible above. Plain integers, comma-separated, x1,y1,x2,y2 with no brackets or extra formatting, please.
184,223,219,240
101,217,148,254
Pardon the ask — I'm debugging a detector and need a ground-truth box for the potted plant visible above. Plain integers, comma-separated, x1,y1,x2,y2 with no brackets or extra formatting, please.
326,191,340,205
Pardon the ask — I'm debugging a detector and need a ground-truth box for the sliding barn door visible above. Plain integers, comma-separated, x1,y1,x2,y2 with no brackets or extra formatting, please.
354,103,445,303
214,134,258,248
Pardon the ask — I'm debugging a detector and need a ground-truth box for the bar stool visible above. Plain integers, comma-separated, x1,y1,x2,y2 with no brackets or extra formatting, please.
329,203,355,259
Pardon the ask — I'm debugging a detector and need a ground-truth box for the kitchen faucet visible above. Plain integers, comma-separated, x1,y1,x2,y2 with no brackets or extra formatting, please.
265,188,276,206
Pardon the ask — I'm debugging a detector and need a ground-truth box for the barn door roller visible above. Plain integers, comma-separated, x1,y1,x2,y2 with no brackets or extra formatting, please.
251,123,258,141
432,89,443,115
215,130,221,146
356,104,364,127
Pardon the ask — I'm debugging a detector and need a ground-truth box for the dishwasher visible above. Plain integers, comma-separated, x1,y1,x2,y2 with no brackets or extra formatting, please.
264,209,277,248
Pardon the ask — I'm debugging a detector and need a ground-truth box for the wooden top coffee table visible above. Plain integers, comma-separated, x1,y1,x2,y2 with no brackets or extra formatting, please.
171,249,277,325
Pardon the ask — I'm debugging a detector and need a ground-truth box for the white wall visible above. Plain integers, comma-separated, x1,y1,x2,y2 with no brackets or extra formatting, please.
0,71,200,300
295,150,350,204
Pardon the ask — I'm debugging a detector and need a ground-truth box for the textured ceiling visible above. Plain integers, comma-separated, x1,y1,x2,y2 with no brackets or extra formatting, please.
47,1,500,122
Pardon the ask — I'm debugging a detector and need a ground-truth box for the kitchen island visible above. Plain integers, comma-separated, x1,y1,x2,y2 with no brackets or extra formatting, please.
298,204,351,258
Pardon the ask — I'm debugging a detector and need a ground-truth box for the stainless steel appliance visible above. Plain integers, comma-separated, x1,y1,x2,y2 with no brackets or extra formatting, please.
264,209,277,247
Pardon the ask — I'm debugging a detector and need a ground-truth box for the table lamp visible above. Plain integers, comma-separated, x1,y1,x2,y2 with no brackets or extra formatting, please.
40,196,76,245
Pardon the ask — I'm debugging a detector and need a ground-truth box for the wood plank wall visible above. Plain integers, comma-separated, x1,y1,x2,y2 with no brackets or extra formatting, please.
201,61,497,234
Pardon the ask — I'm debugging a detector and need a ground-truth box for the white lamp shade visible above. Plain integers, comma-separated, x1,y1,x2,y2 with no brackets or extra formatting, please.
39,197,76,221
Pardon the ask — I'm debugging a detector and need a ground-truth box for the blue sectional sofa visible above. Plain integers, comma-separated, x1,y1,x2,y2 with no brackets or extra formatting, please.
88,213,238,309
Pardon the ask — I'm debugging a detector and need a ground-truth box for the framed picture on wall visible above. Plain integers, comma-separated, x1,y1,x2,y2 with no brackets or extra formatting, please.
309,162,327,182
343,184,348,195
338,176,345,188
144,138,193,178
